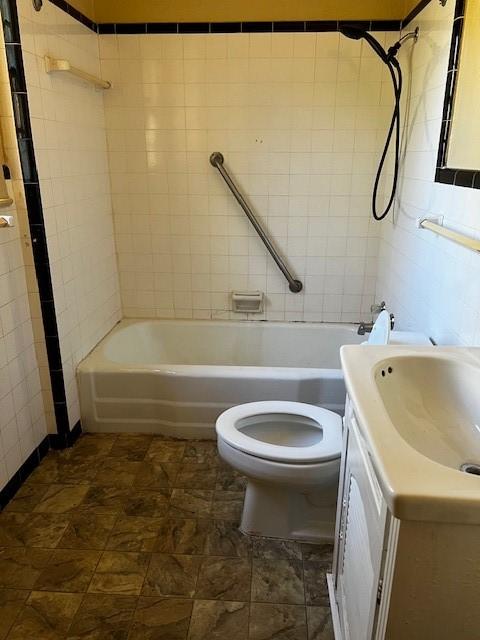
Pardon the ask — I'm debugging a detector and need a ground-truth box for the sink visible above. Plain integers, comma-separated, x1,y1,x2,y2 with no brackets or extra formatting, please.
340,345,480,524
374,355,480,472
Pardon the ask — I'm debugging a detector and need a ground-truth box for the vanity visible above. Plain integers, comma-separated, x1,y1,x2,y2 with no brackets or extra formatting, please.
328,346,480,640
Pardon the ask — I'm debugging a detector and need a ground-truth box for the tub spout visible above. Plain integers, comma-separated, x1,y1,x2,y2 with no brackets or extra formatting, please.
357,322,374,335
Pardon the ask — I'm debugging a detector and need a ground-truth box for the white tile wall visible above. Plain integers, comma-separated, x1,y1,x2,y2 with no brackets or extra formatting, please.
376,0,480,345
17,0,121,428
100,31,393,322
0,35,48,491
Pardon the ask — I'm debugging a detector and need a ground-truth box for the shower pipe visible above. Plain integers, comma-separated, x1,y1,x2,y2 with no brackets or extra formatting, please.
209,151,303,293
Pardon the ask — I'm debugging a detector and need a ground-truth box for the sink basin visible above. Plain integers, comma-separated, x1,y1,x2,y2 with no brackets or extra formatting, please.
340,345,480,524
374,355,480,472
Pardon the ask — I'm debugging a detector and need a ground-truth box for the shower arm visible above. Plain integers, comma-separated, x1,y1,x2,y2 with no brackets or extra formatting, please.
209,152,303,293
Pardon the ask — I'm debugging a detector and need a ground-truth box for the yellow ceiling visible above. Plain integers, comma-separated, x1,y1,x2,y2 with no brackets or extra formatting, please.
68,0,95,19
403,0,422,18
67,0,421,23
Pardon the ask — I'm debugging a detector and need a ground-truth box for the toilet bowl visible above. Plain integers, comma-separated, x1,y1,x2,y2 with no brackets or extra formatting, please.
216,400,342,542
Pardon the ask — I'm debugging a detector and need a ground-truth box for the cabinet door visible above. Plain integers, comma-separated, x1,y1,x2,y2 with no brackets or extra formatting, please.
335,413,388,640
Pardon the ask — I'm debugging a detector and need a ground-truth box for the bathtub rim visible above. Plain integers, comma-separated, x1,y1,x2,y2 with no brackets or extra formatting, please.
77,317,360,376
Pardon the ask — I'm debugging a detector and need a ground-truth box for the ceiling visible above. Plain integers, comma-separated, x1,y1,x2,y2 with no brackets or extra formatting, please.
66,0,420,24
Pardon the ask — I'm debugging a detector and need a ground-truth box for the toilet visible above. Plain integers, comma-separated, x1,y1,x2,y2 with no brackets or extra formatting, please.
216,400,342,542
215,315,432,543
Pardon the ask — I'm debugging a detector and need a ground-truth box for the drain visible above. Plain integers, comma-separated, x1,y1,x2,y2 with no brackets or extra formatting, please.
460,463,480,475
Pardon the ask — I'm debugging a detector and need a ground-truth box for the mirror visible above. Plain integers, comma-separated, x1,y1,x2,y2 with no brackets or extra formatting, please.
436,0,480,187
447,0,480,169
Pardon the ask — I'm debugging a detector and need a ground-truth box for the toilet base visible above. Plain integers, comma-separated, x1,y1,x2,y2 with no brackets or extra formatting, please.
239,479,338,542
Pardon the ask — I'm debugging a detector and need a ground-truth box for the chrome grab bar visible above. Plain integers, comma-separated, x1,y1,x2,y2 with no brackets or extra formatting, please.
209,152,303,293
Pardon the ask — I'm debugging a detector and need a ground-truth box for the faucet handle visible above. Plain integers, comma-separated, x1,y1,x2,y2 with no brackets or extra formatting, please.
370,301,386,314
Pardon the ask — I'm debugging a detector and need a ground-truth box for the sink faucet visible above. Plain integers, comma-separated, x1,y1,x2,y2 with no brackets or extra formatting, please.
357,302,395,335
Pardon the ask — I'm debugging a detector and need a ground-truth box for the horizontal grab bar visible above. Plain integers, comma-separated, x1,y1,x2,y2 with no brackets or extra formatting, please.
419,217,480,253
209,152,303,293
45,56,112,90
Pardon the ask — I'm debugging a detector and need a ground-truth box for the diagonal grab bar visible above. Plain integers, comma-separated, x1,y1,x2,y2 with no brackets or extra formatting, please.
209,152,303,293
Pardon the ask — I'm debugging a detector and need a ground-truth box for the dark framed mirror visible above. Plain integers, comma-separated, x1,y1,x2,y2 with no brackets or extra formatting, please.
436,0,480,188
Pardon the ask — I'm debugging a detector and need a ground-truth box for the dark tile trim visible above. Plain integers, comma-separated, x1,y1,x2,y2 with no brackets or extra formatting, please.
453,0,466,20
211,22,242,33
146,23,177,34
97,22,115,34
12,93,32,139
96,19,402,35
177,22,210,34
453,170,475,188
402,0,433,28
115,22,147,34
435,0,480,190
5,44,26,92
65,3,96,31
48,0,97,32
49,420,83,450
273,21,305,32
0,0,72,437
0,420,83,510
0,436,50,510
240,22,273,33
305,21,337,32
0,0,19,43
368,20,403,32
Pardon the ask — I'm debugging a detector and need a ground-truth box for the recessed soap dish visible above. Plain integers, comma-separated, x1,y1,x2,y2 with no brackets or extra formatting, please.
231,291,264,313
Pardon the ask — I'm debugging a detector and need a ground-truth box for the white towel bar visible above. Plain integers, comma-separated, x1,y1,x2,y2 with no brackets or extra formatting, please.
419,217,480,253
45,56,111,90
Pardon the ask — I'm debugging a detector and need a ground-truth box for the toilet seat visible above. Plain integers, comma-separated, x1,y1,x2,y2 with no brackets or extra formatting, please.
216,401,342,464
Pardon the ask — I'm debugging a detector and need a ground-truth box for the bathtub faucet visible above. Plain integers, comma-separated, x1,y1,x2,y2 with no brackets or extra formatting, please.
357,321,375,335
357,310,395,335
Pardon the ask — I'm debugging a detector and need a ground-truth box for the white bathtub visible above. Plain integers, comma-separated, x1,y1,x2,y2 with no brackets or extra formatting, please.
77,319,363,438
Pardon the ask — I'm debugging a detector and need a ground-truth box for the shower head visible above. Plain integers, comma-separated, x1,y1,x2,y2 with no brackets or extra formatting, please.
339,24,389,63
339,25,364,40
339,25,419,64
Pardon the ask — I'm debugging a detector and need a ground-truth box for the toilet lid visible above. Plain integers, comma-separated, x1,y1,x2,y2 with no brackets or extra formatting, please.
216,401,342,464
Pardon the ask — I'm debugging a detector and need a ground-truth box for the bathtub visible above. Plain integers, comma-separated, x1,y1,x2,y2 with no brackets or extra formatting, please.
77,319,363,438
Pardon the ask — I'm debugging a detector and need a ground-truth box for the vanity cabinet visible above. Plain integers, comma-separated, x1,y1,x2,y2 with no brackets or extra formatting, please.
328,395,480,640
332,398,389,640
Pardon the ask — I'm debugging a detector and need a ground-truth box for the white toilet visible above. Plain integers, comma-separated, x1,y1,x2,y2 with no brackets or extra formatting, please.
215,313,432,543
216,400,342,542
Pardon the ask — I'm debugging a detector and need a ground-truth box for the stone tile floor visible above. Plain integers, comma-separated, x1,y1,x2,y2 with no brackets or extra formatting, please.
0,433,334,639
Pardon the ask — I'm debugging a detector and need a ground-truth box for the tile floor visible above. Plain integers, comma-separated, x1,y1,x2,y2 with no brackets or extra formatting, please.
0,433,334,639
